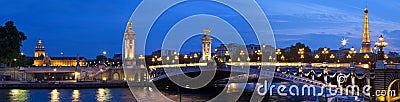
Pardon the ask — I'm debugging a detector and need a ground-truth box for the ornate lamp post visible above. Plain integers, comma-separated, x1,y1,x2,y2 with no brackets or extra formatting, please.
364,54,370,63
194,53,198,62
321,47,329,62
297,48,305,63
314,54,320,62
256,50,262,62
346,54,352,62
224,51,230,62
329,54,335,63
348,46,357,63
184,55,188,64
375,35,388,60
276,49,282,62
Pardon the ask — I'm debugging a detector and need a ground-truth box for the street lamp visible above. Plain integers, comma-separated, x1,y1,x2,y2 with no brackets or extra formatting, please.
276,49,282,61
184,55,188,63
375,35,388,60
12,59,17,80
321,47,329,62
256,50,262,62
297,48,305,63
314,54,320,62
329,54,335,63
348,46,357,63
280,55,285,62
224,51,230,62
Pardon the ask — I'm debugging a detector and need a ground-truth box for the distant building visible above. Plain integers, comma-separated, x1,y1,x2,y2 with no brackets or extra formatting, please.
388,52,400,58
151,49,177,57
112,54,122,61
32,40,86,67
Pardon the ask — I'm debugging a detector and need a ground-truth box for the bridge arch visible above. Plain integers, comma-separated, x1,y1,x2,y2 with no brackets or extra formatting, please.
386,79,400,101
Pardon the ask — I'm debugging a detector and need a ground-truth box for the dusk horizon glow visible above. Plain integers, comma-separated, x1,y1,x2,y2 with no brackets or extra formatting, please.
1,0,399,59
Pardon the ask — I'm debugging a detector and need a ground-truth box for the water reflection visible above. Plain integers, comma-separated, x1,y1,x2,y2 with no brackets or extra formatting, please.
72,90,80,102
96,88,112,101
50,89,60,102
9,89,29,101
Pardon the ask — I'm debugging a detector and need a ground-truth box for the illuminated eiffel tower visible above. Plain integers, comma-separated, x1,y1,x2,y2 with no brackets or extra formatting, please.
360,6,372,53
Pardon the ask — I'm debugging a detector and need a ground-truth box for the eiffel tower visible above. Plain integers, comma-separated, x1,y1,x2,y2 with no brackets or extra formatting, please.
360,6,372,53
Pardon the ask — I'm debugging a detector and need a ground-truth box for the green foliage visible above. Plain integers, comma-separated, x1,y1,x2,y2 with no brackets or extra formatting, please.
0,21,27,66
283,42,312,62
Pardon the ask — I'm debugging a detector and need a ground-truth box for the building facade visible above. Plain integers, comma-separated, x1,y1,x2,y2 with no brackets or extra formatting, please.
32,40,86,67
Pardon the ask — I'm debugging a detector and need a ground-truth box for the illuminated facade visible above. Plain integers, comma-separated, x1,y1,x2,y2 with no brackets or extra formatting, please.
33,39,86,66
360,7,373,53
201,28,212,60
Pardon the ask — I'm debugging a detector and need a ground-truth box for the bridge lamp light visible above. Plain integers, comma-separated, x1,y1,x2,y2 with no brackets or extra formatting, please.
275,49,282,55
174,56,179,60
225,51,229,56
281,55,285,61
364,54,370,59
330,54,335,59
240,50,245,56
314,54,320,59
138,55,145,60
384,54,389,59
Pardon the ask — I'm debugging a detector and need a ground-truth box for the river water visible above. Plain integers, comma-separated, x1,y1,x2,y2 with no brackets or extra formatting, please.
0,82,319,102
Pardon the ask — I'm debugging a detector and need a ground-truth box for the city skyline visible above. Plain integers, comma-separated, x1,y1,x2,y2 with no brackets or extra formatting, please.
1,0,400,59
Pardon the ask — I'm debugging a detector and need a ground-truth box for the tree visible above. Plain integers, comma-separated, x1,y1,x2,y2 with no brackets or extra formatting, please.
0,21,27,67
283,42,312,62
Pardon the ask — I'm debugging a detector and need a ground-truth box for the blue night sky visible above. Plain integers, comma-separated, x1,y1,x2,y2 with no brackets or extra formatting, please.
1,0,400,59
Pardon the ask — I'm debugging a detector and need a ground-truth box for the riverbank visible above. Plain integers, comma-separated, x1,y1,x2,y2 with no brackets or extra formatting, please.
0,81,128,89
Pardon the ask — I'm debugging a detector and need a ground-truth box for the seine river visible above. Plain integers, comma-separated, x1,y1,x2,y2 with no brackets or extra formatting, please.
0,82,312,102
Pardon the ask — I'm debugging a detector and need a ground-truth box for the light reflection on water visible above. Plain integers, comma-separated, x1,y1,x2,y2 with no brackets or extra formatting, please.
50,89,60,102
96,88,112,102
72,90,80,102
9,89,29,101
0,82,309,102
0,88,134,102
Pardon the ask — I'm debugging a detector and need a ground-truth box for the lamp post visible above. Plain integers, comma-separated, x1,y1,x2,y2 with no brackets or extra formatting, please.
53,68,57,83
321,47,329,62
297,48,305,63
329,54,335,63
364,54,370,64
348,46,357,64
276,49,282,62
224,51,230,62
346,54,352,63
184,55,188,64
314,54,320,63
13,58,17,80
374,35,388,60
194,53,198,62
256,50,262,62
